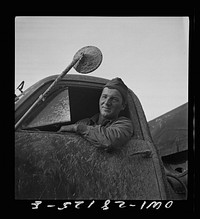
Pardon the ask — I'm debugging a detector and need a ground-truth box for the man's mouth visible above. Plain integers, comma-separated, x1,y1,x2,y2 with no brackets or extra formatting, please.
102,107,111,112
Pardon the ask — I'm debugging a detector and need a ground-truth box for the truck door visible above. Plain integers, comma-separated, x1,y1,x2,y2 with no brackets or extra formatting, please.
15,82,169,200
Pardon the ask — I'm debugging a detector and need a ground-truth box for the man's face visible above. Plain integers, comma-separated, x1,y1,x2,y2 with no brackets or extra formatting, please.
99,87,125,120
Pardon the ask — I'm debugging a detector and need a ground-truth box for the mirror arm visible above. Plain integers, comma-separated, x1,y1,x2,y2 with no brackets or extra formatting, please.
38,53,84,103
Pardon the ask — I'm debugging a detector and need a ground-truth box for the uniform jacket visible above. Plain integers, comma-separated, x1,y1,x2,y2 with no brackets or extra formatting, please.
76,114,133,149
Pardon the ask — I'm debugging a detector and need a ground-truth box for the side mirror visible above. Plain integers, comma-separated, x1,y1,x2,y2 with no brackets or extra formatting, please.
73,46,103,74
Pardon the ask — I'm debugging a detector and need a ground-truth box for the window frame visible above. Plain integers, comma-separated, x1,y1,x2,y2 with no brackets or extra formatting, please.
23,87,71,129
15,77,106,131
15,75,144,140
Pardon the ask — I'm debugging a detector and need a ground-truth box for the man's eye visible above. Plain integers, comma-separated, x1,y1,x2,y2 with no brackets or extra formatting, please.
112,98,119,102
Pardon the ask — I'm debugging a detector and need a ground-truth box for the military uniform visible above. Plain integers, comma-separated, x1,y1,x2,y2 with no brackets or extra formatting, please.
76,113,133,149
59,77,133,149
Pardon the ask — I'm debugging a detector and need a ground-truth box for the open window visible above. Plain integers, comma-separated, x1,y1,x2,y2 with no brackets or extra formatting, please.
20,84,130,132
69,86,130,124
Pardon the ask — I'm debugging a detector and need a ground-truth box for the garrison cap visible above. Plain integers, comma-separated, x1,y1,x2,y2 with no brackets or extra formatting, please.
104,77,128,104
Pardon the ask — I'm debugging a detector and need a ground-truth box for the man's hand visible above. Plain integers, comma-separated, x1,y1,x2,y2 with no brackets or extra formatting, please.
58,124,77,132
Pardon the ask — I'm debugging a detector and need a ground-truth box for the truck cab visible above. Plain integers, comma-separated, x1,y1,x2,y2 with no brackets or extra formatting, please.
15,74,185,200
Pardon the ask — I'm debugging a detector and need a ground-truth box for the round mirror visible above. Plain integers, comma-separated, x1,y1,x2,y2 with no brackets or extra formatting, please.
73,46,103,74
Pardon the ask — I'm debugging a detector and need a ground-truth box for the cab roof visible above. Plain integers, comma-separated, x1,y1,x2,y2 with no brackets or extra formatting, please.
33,74,109,88
15,74,109,108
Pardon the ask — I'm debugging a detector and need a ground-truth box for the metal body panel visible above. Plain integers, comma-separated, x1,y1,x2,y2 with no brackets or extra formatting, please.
148,103,188,157
15,131,164,200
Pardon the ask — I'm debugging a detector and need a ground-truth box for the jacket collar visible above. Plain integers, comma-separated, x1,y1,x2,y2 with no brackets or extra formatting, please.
90,113,116,126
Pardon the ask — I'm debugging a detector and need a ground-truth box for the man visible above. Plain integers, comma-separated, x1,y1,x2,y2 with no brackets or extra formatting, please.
58,77,133,150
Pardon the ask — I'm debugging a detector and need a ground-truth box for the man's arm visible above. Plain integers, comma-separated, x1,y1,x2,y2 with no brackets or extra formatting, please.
58,118,90,132
76,117,133,149
58,117,133,149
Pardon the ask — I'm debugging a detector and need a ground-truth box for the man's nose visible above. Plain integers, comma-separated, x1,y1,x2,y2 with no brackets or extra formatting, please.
104,98,112,106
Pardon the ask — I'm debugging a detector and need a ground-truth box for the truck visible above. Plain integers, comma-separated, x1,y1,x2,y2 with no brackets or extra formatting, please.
15,46,187,200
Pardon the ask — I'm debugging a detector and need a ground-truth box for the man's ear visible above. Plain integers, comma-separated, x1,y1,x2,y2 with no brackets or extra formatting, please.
121,102,126,111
